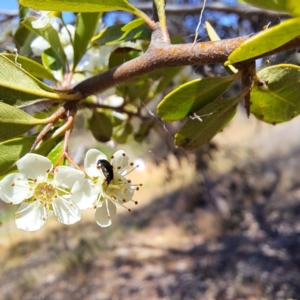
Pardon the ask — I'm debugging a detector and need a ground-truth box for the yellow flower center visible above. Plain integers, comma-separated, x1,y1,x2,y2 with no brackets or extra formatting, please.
34,182,56,202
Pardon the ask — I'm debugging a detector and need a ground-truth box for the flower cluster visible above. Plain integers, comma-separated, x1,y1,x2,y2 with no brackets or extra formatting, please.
0,150,141,231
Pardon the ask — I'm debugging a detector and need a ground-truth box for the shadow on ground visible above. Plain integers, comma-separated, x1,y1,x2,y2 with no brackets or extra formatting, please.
1,146,300,300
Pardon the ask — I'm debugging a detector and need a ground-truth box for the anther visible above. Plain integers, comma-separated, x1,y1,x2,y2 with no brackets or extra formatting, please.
122,153,126,156
11,183,15,187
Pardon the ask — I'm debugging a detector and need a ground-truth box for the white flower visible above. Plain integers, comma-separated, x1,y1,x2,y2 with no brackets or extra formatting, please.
0,154,97,231
32,11,59,29
30,36,51,56
84,149,142,227
60,25,75,45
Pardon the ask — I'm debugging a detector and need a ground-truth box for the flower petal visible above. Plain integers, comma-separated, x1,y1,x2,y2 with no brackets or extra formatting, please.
17,153,52,180
52,196,82,225
94,199,116,227
84,149,107,177
30,36,51,56
53,166,84,189
0,174,32,204
71,179,101,210
15,201,47,231
110,150,129,175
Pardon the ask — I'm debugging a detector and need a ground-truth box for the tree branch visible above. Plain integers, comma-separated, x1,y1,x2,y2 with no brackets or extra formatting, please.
135,2,290,18
73,31,300,98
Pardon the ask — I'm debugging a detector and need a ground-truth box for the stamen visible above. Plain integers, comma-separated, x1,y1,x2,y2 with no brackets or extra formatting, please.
11,183,15,187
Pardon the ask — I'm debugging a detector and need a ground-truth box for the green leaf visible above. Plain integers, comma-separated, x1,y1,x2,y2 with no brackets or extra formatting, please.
205,21,237,74
157,75,235,122
250,64,300,123
0,136,63,178
175,96,240,150
109,47,140,69
3,53,57,82
134,119,154,142
89,110,113,142
113,122,133,144
93,22,151,46
226,18,300,65
0,102,46,141
238,0,287,12
121,18,145,31
0,55,60,107
47,140,64,165
20,0,145,16
42,48,64,74
73,12,102,70
0,136,36,178
154,66,183,95
287,0,300,16
22,17,67,69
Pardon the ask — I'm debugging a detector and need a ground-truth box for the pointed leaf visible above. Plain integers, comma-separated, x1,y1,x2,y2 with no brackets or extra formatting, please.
205,21,237,74
157,75,235,122
250,64,300,124
0,55,60,107
121,18,145,31
93,22,151,46
73,12,102,70
226,18,300,65
22,17,67,69
20,0,145,17
3,53,57,82
175,95,240,150
47,141,64,165
42,48,64,74
0,102,46,141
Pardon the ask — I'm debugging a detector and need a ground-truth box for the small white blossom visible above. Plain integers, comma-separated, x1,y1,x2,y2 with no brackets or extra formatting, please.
0,153,97,231
84,149,142,227
60,25,75,44
32,11,59,29
31,36,51,56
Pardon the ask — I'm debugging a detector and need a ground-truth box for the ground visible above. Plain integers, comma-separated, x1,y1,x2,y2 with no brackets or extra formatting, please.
1,109,300,300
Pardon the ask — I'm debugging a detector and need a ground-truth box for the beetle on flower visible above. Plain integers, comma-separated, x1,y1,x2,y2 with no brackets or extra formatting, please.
84,149,142,228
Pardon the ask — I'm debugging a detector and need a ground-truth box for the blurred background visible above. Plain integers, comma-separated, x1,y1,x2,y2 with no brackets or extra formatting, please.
1,0,300,299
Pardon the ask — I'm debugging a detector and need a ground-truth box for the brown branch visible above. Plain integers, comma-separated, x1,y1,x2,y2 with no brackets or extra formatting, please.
73,31,300,98
135,2,290,18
